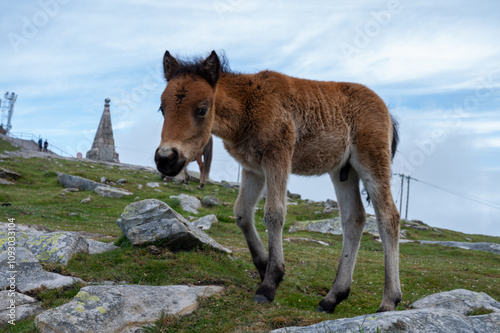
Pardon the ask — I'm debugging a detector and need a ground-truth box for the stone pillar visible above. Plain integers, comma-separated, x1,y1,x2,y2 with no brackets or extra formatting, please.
86,98,119,162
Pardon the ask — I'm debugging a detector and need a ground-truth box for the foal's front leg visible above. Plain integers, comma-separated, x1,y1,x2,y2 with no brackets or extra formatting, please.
234,169,268,280
254,164,289,303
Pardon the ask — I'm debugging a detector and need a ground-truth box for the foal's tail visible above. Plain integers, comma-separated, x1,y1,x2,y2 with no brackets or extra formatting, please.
390,115,400,161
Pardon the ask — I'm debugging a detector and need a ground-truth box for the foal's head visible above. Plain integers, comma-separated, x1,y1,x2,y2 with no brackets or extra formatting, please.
155,51,221,177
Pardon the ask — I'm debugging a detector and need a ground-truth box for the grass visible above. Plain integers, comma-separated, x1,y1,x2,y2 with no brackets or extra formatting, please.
1,138,499,332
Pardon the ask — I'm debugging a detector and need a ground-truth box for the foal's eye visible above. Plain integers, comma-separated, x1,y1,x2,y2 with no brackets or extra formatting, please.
197,106,208,117
158,105,164,115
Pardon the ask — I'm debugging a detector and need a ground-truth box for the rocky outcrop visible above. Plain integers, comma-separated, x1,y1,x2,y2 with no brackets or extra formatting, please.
0,290,43,324
0,166,21,180
0,225,88,265
419,241,500,255
272,289,500,333
0,248,82,293
34,284,224,333
116,199,230,253
0,222,118,264
411,289,500,314
170,194,201,214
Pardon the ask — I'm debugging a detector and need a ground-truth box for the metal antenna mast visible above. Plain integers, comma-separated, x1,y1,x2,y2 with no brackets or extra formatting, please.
0,91,17,133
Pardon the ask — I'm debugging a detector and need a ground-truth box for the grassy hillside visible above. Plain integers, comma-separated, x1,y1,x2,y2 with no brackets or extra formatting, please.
1,138,499,332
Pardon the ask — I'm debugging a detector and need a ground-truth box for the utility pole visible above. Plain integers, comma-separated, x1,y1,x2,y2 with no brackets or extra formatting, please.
405,175,411,220
399,174,404,214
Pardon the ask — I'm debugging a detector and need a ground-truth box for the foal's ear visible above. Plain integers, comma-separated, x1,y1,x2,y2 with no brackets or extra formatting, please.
201,50,221,87
163,50,179,81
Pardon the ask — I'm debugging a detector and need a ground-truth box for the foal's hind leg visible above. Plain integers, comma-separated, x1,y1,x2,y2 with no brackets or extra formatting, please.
359,152,402,312
234,168,268,280
319,169,366,313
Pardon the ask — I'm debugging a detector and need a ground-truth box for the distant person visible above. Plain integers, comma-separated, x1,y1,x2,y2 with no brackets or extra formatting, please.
43,139,48,152
38,138,43,151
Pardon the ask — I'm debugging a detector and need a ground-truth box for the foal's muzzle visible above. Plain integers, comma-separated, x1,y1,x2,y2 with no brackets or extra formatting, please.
155,147,186,177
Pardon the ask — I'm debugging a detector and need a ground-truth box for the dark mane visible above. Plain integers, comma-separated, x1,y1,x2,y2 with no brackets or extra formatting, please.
170,51,233,81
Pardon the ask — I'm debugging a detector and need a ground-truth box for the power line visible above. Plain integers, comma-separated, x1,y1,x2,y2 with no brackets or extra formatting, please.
393,173,500,214
413,178,500,210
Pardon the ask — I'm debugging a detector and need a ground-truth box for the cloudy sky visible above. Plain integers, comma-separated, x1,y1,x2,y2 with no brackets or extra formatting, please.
1,1,499,236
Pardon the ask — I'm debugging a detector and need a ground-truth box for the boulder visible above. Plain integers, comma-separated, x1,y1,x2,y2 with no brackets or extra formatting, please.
0,290,43,324
170,194,201,214
34,284,224,333
410,289,500,315
0,248,82,293
146,182,160,188
419,241,500,255
116,179,127,185
0,226,88,265
116,199,230,253
58,173,102,191
193,214,218,230
202,196,222,207
94,186,133,198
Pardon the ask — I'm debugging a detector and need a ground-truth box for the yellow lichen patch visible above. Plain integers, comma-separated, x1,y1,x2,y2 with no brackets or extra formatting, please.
74,306,84,312
75,291,100,302
97,306,107,314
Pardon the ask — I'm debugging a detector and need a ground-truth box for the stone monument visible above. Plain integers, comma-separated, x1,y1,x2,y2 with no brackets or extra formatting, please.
86,98,119,162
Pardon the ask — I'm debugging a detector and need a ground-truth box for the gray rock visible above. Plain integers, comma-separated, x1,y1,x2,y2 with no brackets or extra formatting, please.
468,312,500,333
411,289,500,315
81,197,91,204
94,186,133,198
87,239,120,255
193,214,218,230
58,173,102,191
0,248,82,293
273,289,500,333
116,199,231,253
0,290,43,324
323,199,338,214
170,194,201,214
34,284,224,333
146,182,160,188
284,237,330,246
202,196,221,207
419,241,500,255
287,191,301,199
289,216,397,238
137,184,143,190
62,188,80,192
116,178,127,185
0,226,88,265
271,308,481,333
289,218,342,235
0,178,14,185
0,166,21,180
100,176,107,183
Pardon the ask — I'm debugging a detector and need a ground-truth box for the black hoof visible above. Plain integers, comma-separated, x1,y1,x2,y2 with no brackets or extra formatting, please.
317,300,336,313
254,294,271,304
